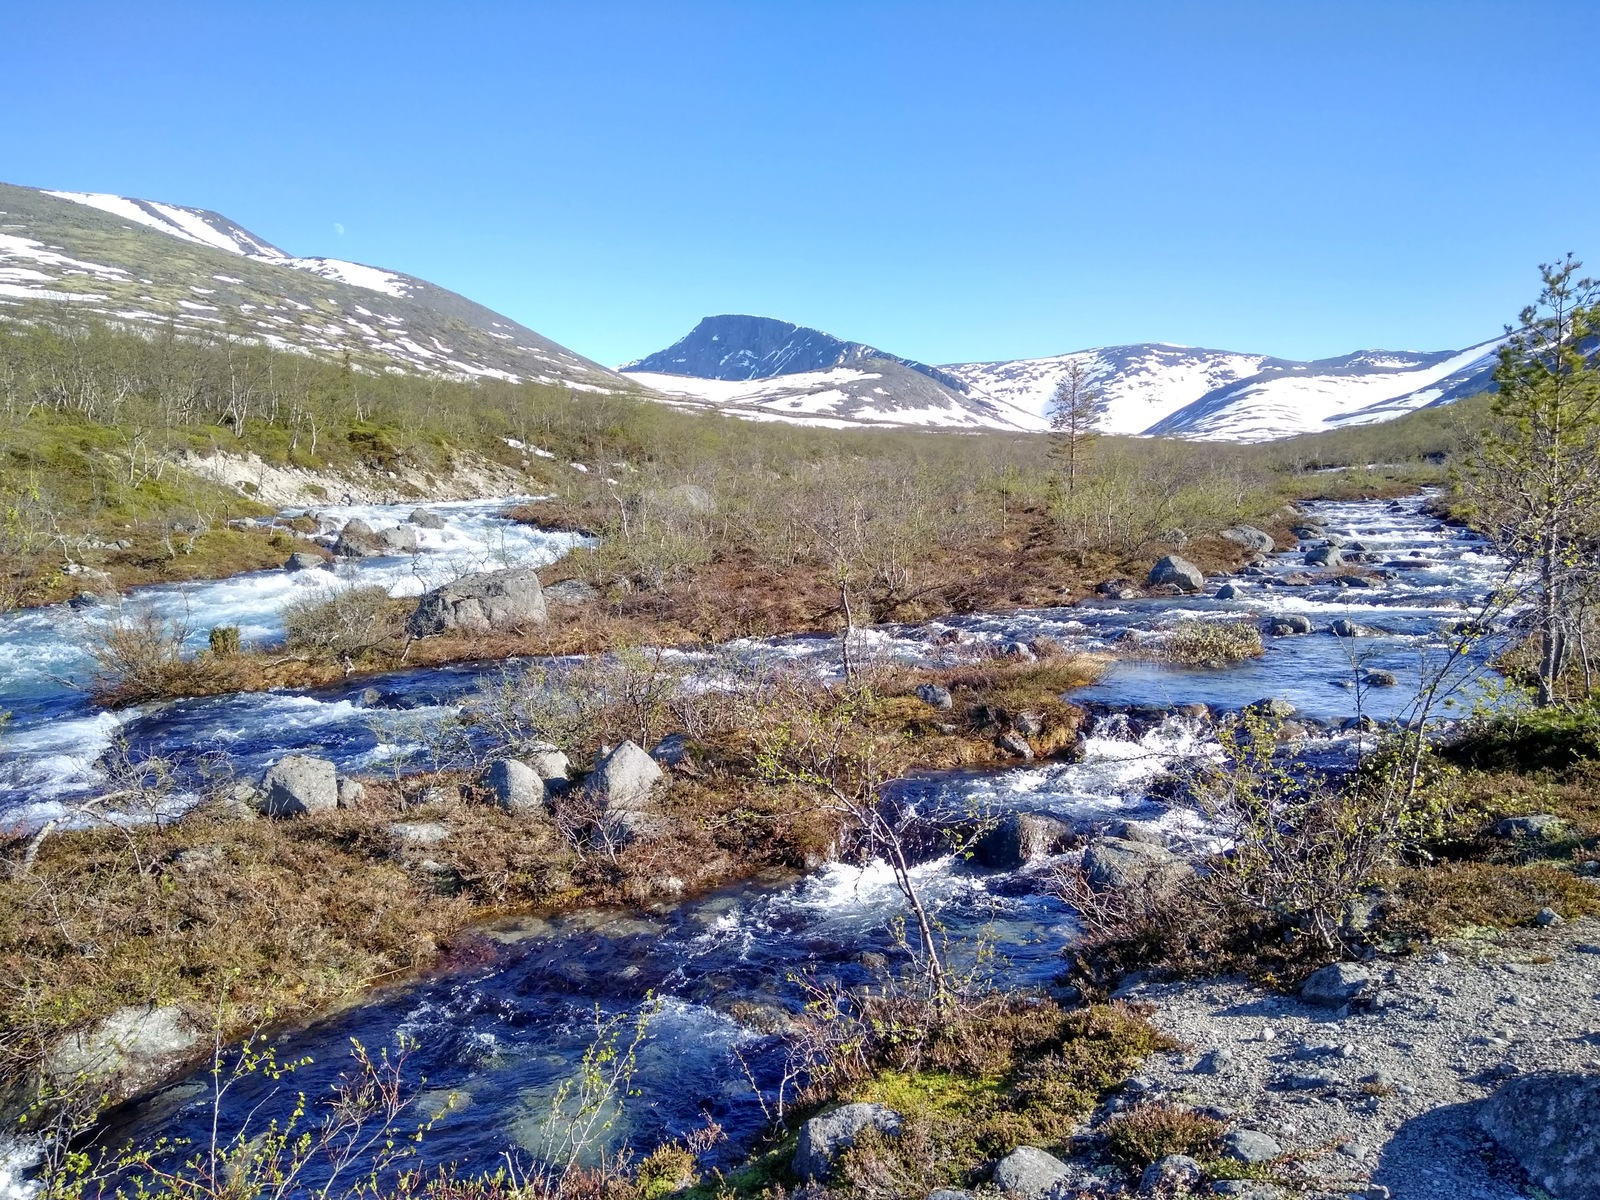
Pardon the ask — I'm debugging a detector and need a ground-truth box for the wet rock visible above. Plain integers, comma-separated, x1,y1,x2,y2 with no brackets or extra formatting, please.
1148,554,1205,593
1222,526,1275,553
998,732,1035,761
1305,544,1344,567
1221,1128,1282,1164
1494,814,1566,840
993,1145,1079,1200
584,740,666,839
261,754,338,817
1139,1154,1204,1193
356,687,384,707
1362,669,1397,687
1268,614,1312,636
1106,819,1167,846
1478,1072,1600,1200
1096,578,1141,599
1013,711,1044,737
485,759,545,812
916,683,954,711
407,567,548,636
408,509,446,529
543,578,599,606
1247,697,1297,720
336,777,365,808
284,551,325,571
1329,618,1368,638
1215,582,1242,600
1082,837,1189,892
44,1005,204,1103
1299,962,1376,1006
977,812,1074,870
1334,574,1376,588
332,518,385,557
792,1102,902,1181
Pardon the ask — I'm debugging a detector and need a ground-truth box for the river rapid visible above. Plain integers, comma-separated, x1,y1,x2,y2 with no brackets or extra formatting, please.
0,493,1509,1191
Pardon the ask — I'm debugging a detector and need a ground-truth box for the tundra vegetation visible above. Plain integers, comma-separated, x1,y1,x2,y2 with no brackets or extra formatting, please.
5,268,1600,1200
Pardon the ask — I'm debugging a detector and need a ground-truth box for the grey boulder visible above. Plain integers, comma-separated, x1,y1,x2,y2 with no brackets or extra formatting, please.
261,754,338,817
284,551,326,571
1215,582,1242,600
1478,1072,1600,1200
1222,526,1275,553
1305,544,1344,568
976,812,1074,870
1221,1128,1282,1163
332,518,385,558
1298,962,1376,1007
44,1004,204,1105
1139,1154,1204,1193
525,745,572,782
1082,837,1189,892
1148,555,1205,593
1494,814,1566,840
1329,618,1368,638
1269,614,1313,636
485,759,545,812
408,509,446,529
584,740,665,838
407,567,548,637
992,1145,1079,1200
916,683,955,711
792,1102,902,1181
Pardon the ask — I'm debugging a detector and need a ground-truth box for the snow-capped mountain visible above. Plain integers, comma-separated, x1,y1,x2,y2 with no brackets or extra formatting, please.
623,315,1044,430
0,182,626,389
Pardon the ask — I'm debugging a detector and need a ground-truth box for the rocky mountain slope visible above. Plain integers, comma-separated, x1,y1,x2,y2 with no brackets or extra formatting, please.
0,182,626,390
624,314,1043,431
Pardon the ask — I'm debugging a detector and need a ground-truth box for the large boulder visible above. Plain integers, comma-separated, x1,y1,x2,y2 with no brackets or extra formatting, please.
977,812,1074,870
916,683,955,711
584,741,665,839
378,524,419,555
408,509,446,529
792,1103,902,1181
1268,614,1313,636
407,568,548,637
485,759,545,812
1221,526,1275,554
332,518,384,558
1494,813,1567,840
1148,555,1205,593
993,1145,1079,1199
525,745,572,782
1298,962,1376,1007
1082,837,1189,892
1305,544,1344,568
261,754,338,816
44,1005,204,1104
284,551,326,571
1479,1072,1600,1200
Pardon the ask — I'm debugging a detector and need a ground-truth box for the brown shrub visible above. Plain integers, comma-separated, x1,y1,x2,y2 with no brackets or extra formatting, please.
1103,1103,1225,1167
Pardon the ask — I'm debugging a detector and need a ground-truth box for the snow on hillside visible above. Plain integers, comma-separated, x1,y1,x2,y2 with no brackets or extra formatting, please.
943,344,1274,435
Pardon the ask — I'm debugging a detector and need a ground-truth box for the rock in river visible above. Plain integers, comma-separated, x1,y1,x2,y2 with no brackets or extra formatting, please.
1147,554,1205,593
407,567,548,637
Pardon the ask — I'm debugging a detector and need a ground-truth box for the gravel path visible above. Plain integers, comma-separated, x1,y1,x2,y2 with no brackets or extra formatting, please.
1114,917,1600,1198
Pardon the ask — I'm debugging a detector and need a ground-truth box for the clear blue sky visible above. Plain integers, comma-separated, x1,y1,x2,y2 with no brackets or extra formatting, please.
6,1,1599,367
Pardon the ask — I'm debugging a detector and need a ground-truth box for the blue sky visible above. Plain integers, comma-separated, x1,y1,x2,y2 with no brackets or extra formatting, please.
6,1,1600,367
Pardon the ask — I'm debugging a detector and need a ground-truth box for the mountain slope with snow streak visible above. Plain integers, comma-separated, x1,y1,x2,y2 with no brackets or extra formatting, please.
0,182,627,390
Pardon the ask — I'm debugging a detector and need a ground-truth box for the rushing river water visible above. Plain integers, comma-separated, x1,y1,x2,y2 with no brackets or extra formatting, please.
0,492,1510,1191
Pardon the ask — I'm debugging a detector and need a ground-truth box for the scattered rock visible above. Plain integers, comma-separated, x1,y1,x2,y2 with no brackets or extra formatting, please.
1537,906,1565,927
792,1103,902,1181
584,741,666,839
1195,1048,1238,1075
543,578,599,606
649,733,691,766
260,754,338,817
1222,526,1275,553
916,683,955,711
1494,814,1567,840
1305,544,1344,567
998,732,1035,761
336,777,365,808
390,821,451,847
407,567,548,637
1221,1128,1282,1163
1097,578,1141,599
408,509,446,529
44,1005,204,1103
1334,574,1377,588
1139,1154,1204,1193
1268,614,1313,636
284,551,325,571
1246,697,1297,721
525,746,571,782
332,518,385,557
1082,837,1189,892
1148,555,1205,593
976,812,1074,870
1478,1072,1600,1200
485,759,545,812
1362,669,1398,687
1215,582,1242,600
992,1145,1077,1200
1013,711,1044,737
1298,962,1376,1007
1329,618,1367,638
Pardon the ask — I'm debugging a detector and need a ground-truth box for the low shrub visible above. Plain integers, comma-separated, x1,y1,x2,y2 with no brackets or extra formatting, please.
283,585,406,662
1150,619,1265,667
1103,1103,1225,1167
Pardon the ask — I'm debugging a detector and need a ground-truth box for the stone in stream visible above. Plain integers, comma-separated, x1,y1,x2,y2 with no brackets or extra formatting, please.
1362,668,1398,687
484,759,545,812
1267,614,1313,636
260,754,338,816
377,524,419,554
1147,554,1205,593
43,1004,204,1105
916,683,954,711
407,567,548,636
1478,1072,1600,1200
1081,837,1189,892
1334,574,1377,588
584,740,666,839
1215,582,1243,599
332,518,385,558
1298,962,1376,1006
1247,697,1297,720
1222,525,1275,553
998,732,1035,761
408,508,447,529
284,551,326,571
792,1103,902,1181
1329,618,1369,637
976,812,1074,870
1305,544,1344,567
